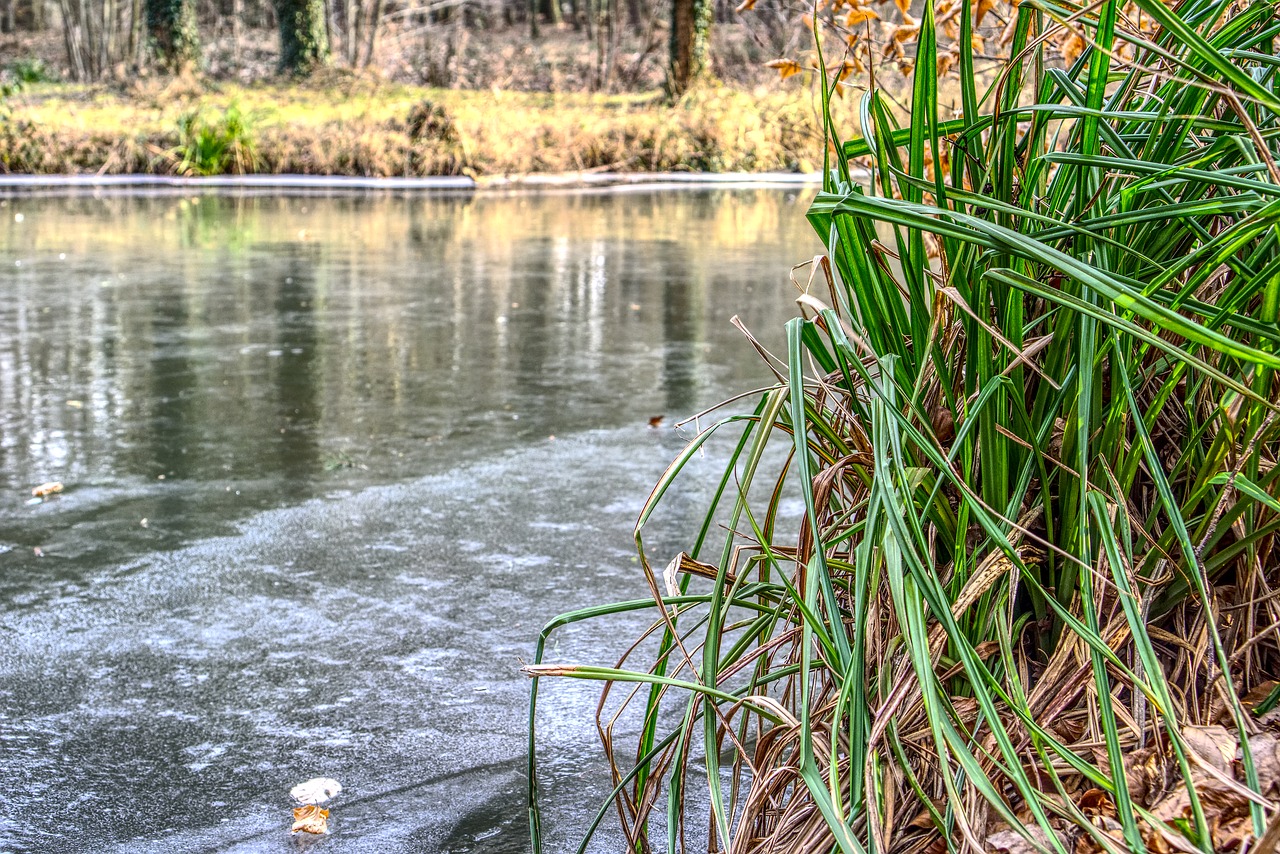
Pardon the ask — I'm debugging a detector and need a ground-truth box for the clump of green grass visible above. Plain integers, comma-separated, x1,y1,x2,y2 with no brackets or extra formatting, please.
527,0,1280,852
174,102,257,176
6,58,57,85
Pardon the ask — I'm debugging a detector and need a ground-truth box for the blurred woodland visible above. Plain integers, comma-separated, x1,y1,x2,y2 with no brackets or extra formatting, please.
0,0,817,93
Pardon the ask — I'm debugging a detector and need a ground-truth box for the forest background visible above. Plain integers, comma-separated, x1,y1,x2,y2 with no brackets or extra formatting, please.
0,0,859,176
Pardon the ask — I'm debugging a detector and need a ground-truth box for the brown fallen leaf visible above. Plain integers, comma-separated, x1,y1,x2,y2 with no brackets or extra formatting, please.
1122,744,1166,805
1247,731,1280,797
291,804,330,835
31,481,63,498
1182,724,1235,773
1078,787,1117,819
1242,680,1280,714
987,826,1063,853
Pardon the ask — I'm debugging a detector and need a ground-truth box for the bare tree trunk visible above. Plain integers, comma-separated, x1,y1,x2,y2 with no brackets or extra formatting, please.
606,0,619,88
359,0,381,67
128,0,142,63
24,0,46,29
274,0,329,74
345,0,357,64
668,0,711,96
99,0,116,74
58,0,86,78
78,0,94,76
146,0,200,71
322,0,333,62
230,0,241,67
593,0,615,90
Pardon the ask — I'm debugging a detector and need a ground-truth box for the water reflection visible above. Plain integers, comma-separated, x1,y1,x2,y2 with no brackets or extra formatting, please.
0,188,818,851
1,190,815,558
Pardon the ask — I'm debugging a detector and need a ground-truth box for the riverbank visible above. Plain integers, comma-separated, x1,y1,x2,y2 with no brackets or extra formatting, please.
0,171,822,195
0,78,829,178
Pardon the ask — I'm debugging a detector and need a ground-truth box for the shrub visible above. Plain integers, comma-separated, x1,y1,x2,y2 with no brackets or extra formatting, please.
174,102,257,175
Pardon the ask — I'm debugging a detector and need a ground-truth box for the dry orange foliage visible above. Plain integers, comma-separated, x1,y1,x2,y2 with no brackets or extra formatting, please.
290,805,330,835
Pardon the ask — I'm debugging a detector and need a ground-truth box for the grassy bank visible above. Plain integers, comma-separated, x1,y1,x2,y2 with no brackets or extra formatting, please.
0,77,827,177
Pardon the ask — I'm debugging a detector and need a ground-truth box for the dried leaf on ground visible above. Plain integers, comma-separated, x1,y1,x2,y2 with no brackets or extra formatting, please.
290,777,342,805
987,826,1062,853
1182,725,1235,772
291,804,330,835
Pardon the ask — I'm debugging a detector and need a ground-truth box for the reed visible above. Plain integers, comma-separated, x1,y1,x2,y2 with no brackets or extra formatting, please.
527,0,1280,851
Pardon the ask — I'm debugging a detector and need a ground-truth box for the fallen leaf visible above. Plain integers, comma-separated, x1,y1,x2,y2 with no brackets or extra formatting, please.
906,799,945,829
31,481,63,498
1242,680,1280,715
290,777,342,805
1122,745,1166,805
1248,732,1280,796
987,826,1062,853
291,804,329,835
1078,787,1117,818
648,415,665,428
1182,725,1235,773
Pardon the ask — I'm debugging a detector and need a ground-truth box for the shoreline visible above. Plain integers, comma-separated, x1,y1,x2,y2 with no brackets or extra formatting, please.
0,170,825,195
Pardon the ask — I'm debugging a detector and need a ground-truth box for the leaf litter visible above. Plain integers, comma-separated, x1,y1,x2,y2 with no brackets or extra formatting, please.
289,777,341,836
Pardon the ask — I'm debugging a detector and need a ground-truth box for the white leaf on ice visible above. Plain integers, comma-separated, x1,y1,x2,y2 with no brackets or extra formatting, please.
290,777,342,805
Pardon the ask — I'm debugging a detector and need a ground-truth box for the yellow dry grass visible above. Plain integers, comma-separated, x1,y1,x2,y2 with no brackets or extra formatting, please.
1,76,841,176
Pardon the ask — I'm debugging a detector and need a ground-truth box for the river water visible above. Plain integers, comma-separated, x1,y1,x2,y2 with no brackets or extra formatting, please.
0,188,817,853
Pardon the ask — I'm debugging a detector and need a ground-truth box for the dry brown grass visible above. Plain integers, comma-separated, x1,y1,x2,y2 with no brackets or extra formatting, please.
0,76,839,176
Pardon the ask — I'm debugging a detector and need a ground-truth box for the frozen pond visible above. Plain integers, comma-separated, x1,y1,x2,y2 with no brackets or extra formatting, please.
0,188,817,852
